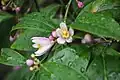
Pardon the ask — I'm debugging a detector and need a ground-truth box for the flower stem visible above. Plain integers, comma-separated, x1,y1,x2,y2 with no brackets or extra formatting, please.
102,54,108,80
64,0,72,23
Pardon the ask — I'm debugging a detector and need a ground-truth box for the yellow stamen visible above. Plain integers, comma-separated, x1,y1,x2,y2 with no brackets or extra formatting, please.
62,30,69,38
37,44,41,48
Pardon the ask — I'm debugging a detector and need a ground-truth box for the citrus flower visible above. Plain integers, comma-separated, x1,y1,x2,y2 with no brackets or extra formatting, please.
31,37,54,56
56,22,74,44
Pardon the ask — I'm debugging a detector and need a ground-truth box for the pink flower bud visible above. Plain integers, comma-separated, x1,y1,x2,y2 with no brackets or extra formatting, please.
52,31,57,38
26,59,34,66
49,35,54,41
77,1,84,8
81,34,93,44
15,7,20,13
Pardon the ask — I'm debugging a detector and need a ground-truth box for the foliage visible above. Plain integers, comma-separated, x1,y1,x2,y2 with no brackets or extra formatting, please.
0,0,120,80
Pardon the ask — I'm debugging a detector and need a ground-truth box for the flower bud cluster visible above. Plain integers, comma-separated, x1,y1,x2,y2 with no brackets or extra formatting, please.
26,54,40,71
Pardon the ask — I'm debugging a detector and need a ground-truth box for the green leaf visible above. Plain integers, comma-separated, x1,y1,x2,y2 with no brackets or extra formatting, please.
49,46,90,79
90,45,120,56
36,62,88,80
78,0,120,20
12,12,55,32
11,4,60,50
71,12,120,40
40,4,60,18
12,4,60,32
87,55,120,80
6,67,34,80
80,0,120,14
0,48,26,66
91,0,120,12
7,62,88,80
87,56,103,80
87,45,120,80
11,29,48,51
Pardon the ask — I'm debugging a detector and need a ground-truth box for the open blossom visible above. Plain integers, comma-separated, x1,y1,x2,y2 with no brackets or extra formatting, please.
31,37,54,56
56,22,74,44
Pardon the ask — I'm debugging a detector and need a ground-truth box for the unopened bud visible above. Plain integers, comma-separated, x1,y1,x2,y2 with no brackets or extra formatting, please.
49,35,54,41
15,7,20,13
30,67,34,71
52,31,57,38
34,61,39,65
34,65,39,69
81,34,93,44
26,59,34,66
34,58,40,63
77,1,84,8
31,54,35,58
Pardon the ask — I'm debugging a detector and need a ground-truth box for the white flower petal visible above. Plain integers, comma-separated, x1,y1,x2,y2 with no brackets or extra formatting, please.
35,44,53,56
69,27,74,36
57,37,65,44
56,28,62,37
32,39,41,44
32,44,40,48
32,37,51,46
66,37,73,43
60,22,67,30
31,37,42,40
35,48,46,56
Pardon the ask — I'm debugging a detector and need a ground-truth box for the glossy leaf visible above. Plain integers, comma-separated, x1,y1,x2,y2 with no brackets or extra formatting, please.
71,12,120,40
11,4,60,50
6,62,88,80
50,46,90,79
37,62,88,80
12,4,60,32
11,29,48,51
6,67,35,80
87,45,120,80
79,0,120,14
0,48,26,66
